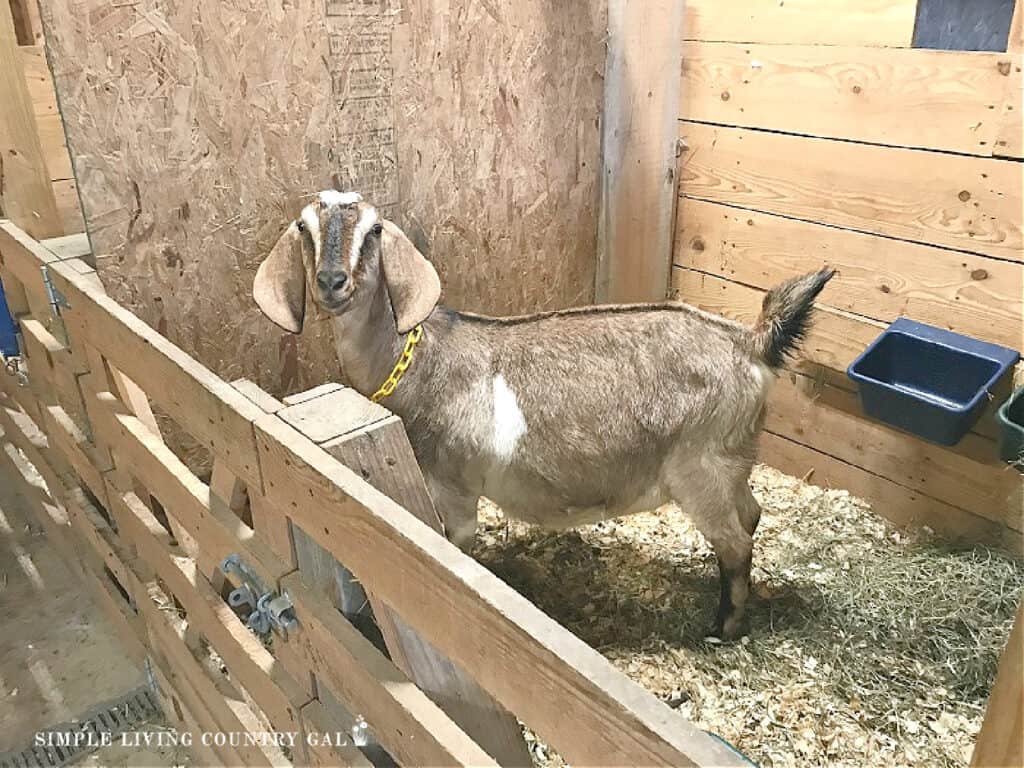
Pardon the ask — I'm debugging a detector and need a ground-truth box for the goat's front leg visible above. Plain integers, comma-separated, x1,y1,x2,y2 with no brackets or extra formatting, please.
424,476,479,553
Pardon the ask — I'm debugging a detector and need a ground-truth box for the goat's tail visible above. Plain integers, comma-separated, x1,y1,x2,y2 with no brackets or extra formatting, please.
751,267,836,369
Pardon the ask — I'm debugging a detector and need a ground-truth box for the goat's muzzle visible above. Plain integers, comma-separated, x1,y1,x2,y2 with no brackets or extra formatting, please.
315,269,350,310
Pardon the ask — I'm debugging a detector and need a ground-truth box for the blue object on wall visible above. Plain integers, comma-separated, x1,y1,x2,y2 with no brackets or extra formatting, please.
847,318,1020,446
0,275,19,358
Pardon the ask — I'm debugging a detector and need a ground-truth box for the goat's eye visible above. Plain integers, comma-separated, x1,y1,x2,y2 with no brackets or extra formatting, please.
372,223,383,236
296,220,305,232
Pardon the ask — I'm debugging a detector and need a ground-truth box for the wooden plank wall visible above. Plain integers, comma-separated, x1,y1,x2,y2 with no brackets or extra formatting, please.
0,0,82,236
674,0,1024,550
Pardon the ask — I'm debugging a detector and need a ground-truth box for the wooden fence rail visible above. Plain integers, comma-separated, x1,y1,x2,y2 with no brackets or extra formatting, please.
0,217,743,767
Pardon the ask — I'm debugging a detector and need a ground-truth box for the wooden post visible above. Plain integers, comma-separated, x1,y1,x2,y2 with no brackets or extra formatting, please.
596,0,684,303
0,0,62,239
276,386,534,767
972,602,1024,767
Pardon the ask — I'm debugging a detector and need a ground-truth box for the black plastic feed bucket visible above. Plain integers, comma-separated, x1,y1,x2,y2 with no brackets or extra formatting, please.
997,387,1024,468
847,318,1020,446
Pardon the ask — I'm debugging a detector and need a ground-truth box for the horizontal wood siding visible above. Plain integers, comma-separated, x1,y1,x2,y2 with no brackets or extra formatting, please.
684,0,919,47
674,198,1023,350
682,43,1019,155
678,122,1023,262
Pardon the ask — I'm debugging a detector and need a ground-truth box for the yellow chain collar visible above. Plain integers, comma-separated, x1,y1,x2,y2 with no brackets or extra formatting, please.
370,325,424,403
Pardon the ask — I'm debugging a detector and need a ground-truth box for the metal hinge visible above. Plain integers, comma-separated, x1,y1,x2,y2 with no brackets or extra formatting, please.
221,554,298,640
41,266,70,317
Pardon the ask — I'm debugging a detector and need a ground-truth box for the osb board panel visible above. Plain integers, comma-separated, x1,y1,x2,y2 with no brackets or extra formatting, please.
38,0,604,396
391,0,604,315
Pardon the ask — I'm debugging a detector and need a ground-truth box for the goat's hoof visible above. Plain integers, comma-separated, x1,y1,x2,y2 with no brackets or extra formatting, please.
708,616,744,643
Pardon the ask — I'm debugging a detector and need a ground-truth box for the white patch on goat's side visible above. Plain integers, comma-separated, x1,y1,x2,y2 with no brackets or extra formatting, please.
318,189,362,207
491,375,527,461
349,205,379,270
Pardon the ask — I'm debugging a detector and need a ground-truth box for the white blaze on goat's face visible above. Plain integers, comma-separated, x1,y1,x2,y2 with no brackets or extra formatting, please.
491,375,527,460
349,205,379,271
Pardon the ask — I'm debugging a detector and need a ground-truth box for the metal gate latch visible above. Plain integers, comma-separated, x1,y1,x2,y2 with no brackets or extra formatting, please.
41,266,70,317
2,355,29,387
221,554,298,640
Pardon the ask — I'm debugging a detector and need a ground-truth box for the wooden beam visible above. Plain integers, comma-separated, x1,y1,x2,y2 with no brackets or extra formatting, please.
678,122,1023,262
279,388,531,766
596,0,682,303
681,43,1016,156
972,603,1024,766
684,0,918,47
0,2,62,238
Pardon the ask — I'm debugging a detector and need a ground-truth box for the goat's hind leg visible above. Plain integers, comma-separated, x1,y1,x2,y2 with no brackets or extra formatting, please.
671,467,759,640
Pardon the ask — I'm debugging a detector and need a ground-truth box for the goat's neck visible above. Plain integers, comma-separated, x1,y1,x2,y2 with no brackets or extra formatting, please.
330,283,405,398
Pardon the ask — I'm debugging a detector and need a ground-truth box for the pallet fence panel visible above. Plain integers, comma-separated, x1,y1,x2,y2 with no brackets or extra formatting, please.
0,215,745,767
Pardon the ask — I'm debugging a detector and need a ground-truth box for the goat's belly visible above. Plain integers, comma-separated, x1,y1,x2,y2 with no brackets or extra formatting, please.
482,464,668,529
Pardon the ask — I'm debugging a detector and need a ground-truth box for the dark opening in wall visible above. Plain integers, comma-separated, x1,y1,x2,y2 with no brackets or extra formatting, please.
912,0,1017,51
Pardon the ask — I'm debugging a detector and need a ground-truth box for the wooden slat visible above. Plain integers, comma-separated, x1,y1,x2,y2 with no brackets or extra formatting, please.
0,3,62,238
52,179,84,234
89,391,285,590
253,414,742,768
994,60,1023,158
669,267,1018,443
673,198,1023,351
0,222,269,488
767,372,1022,530
596,0,682,302
18,45,58,120
681,43,1016,155
972,603,1024,767
280,571,499,768
34,112,73,181
760,431,1022,553
115,489,310,736
678,122,1024,262
138,586,278,768
1010,0,1023,52
298,701,374,768
683,0,918,47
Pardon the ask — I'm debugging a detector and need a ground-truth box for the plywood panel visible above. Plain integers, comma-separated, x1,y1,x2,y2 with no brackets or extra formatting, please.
678,122,1024,261
392,0,604,316
684,0,918,46
681,43,1015,155
39,0,604,398
674,199,1023,350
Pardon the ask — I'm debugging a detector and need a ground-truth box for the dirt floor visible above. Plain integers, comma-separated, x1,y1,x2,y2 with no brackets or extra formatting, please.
0,452,189,767
476,465,1024,768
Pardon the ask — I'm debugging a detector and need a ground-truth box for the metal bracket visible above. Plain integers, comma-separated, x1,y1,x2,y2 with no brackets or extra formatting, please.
41,266,70,317
221,554,298,640
1,354,29,386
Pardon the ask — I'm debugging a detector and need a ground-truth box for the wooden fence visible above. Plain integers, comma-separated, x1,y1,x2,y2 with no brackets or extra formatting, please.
0,216,749,767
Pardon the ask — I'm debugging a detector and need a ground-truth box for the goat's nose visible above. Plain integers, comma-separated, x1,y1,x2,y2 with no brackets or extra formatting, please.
316,271,348,294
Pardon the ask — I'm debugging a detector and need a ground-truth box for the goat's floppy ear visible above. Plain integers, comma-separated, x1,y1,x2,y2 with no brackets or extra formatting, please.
381,219,440,333
253,221,306,334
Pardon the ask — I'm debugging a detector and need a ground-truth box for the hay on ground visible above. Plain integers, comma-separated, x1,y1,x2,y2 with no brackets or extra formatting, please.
474,465,1023,768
